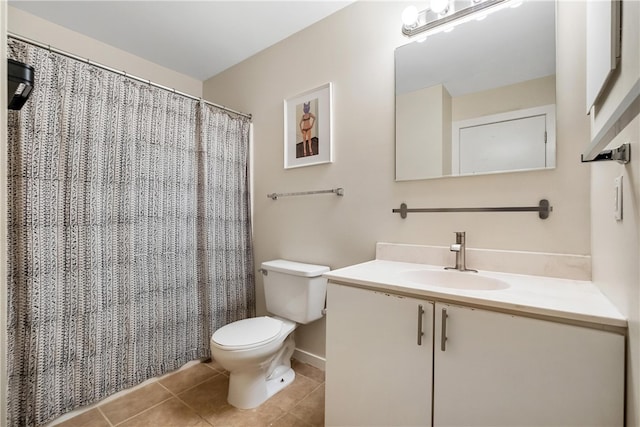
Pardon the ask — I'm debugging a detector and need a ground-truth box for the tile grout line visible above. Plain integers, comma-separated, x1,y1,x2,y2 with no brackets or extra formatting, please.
159,370,224,396
109,394,176,426
91,363,323,427
96,406,115,427
281,410,314,427
102,365,222,426
285,381,324,420
169,387,217,427
157,375,219,426
157,380,183,398
295,373,324,386
203,362,222,373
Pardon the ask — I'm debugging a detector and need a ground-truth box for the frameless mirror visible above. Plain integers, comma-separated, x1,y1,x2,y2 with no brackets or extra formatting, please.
395,0,556,181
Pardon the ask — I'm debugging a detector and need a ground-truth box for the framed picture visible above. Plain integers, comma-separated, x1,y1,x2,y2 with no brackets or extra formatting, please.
283,82,333,169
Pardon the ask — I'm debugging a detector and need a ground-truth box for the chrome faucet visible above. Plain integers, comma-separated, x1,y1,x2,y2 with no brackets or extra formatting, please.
445,232,477,272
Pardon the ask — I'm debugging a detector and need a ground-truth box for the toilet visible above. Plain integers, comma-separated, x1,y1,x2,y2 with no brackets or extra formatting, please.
210,259,330,409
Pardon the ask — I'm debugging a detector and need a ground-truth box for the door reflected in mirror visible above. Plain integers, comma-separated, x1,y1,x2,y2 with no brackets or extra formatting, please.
395,0,556,181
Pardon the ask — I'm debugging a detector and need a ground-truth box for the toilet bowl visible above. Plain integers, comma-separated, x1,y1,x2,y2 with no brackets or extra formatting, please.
210,259,329,409
211,316,297,409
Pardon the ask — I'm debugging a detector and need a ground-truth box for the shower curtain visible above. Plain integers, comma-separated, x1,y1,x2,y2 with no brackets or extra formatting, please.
7,39,255,426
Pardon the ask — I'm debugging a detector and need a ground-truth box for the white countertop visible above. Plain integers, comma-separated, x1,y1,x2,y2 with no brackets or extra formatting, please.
324,259,627,329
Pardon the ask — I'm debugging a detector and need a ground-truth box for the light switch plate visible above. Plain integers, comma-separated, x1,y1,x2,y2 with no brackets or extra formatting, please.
614,175,623,221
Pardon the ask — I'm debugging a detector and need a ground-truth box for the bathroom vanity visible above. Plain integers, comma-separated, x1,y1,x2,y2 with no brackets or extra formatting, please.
324,252,626,427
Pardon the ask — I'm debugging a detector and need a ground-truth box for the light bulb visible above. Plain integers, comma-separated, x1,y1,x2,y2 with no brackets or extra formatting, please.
401,6,419,27
430,0,450,14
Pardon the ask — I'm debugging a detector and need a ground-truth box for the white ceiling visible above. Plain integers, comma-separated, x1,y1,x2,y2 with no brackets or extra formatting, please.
8,0,353,81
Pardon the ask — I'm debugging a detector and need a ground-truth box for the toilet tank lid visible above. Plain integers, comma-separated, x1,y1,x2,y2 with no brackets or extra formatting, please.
261,259,330,277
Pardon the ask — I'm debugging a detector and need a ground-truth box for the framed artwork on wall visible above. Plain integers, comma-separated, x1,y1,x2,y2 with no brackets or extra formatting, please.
283,82,333,169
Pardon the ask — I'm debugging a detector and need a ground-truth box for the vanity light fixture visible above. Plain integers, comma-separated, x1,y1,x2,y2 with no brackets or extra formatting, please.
401,0,511,38
430,0,452,15
401,5,420,27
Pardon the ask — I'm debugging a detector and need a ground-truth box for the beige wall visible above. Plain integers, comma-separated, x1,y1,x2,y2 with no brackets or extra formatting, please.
8,6,202,97
396,84,449,180
203,1,591,358
452,74,556,121
591,117,639,427
589,1,640,425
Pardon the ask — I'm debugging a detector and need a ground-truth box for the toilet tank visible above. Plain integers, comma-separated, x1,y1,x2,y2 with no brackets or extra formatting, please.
261,259,330,324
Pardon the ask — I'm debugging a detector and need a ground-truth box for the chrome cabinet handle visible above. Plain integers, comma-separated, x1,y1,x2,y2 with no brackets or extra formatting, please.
441,308,448,351
417,304,425,346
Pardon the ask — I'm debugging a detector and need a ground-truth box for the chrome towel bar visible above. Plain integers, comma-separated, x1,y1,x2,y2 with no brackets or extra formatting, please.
393,199,552,220
267,187,344,200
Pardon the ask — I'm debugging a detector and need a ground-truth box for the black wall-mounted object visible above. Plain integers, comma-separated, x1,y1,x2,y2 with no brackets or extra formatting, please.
8,58,35,110
581,143,631,164
392,199,553,220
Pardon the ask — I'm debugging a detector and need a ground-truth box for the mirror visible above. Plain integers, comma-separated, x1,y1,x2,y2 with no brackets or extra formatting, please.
395,1,556,181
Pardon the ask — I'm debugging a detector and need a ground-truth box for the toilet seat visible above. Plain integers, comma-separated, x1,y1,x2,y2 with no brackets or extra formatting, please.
212,316,283,350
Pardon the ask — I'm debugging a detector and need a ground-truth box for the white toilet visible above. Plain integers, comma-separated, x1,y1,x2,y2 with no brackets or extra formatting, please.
210,259,330,409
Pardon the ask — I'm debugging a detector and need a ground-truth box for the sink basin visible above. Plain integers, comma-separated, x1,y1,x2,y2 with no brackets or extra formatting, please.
400,269,510,291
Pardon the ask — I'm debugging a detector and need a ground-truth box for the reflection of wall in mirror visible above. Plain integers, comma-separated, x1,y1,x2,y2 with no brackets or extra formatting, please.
396,84,451,180
396,75,553,180
452,75,556,122
451,76,556,175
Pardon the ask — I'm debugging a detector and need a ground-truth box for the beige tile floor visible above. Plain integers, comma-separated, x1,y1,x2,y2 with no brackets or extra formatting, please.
56,359,325,427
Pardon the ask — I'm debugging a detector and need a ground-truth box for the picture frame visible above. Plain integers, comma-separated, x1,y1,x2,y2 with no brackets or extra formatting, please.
283,82,333,169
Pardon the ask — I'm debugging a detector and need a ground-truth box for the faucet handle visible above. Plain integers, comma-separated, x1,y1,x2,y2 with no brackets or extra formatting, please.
450,243,462,252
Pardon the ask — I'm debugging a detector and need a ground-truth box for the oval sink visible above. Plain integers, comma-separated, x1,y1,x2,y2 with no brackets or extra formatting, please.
400,269,510,291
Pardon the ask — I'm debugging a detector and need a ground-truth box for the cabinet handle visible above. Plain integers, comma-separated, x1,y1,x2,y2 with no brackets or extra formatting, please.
441,308,448,351
417,304,425,346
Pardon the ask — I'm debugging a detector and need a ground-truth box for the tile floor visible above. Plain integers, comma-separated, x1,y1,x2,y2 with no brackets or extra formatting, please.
56,359,325,427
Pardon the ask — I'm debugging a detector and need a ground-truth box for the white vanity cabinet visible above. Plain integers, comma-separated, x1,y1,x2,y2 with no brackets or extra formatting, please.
433,302,625,427
325,283,434,427
325,282,625,427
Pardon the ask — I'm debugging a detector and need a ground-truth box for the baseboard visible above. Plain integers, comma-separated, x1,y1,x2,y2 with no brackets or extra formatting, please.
293,348,325,371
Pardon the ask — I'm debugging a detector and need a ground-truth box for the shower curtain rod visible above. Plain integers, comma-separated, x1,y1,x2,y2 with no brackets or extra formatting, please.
8,32,252,120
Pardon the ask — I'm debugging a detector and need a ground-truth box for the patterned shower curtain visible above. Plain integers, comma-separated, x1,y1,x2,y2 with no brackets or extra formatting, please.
7,39,255,426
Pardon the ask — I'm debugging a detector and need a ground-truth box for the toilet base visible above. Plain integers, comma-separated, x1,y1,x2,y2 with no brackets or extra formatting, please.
227,366,295,409
266,366,295,401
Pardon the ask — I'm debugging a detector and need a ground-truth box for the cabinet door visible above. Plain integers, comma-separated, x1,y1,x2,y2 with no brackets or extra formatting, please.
433,303,624,427
325,283,434,426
